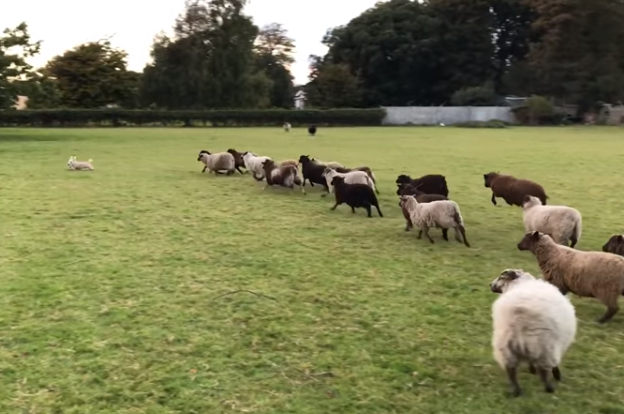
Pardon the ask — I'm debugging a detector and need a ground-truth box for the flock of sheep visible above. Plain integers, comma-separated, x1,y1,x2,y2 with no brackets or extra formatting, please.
68,145,624,398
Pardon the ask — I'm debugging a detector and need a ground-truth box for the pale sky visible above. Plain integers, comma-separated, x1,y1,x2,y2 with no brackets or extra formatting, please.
1,0,384,85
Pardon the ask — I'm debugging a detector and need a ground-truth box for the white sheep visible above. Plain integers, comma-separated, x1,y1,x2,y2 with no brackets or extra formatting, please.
242,152,273,181
283,122,291,132
490,268,577,397
522,195,582,247
322,167,376,195
399,195,470,247
67,155,94,171
197,150,236,175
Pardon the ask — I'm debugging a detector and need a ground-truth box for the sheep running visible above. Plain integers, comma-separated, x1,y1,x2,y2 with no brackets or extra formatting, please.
226,148,248,174
298,155,330,194
197,150,236,175
261,159,305,194
67,155,94,171
335,166,379,193
396,174,449,197
322,167,376,195
330,175,382,217
397,184,448,232
522,195,582,247
400,195,470,247
484,172,548,207
490,268,576,397
242,152,272,181
518,231,624,323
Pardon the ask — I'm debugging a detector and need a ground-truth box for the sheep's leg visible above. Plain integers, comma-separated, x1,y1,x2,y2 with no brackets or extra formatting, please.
365,205,372,218
597,303,619,323
374,203,383,217
506,366,522,397
442,229,449,241
417,229,423,239
215,170,225,175
423,227,435,244
236,166,245,174
491,193,497,206
404,222,411,231
330,202,340,211
351,206,356,214
201,166,207,173
552,367,561,381
252,173,264,182
529,364,537,375
538,368,555,393
458,226,470,247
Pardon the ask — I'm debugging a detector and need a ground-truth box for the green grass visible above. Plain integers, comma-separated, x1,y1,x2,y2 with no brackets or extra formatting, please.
2,126,624,414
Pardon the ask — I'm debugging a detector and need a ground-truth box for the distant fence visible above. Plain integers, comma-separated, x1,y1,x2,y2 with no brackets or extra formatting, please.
381,106,514,125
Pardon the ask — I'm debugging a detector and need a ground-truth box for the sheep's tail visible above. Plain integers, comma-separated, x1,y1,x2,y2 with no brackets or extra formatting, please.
453,210,470,247
368,172,379,194
570,216,582,248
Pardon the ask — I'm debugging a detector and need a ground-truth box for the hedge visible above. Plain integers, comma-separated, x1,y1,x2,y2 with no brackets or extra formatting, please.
0,108,386,127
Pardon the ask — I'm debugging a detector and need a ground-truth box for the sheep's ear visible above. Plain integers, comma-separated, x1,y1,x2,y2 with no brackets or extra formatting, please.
531,231,540,240
618,235,624,242
501,269,520,280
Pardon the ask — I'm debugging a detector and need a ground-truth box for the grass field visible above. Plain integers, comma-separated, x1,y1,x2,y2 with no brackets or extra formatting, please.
2,126,624,413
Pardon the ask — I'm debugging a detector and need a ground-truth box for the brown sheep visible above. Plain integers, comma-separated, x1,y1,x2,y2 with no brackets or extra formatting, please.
261,159,305,194
484,172,548,207
398,184,448,232
279,159,298,168
518,231,624,323
226,148,247,174
603,235,624,257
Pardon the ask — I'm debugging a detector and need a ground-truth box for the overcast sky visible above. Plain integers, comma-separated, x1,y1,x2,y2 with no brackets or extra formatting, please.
1,0,384,85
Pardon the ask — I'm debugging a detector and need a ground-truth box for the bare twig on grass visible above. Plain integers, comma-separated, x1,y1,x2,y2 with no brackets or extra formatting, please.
212,289,278,302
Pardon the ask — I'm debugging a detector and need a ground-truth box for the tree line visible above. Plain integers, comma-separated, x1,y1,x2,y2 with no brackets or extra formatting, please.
2,0,624,114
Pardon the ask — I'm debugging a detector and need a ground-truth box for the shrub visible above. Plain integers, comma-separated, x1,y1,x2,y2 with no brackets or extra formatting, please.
0,108,386,127
450,86,499,106
511,96,561,125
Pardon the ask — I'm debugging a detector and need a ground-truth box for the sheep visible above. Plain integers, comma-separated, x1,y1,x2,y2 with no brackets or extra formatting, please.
297,155,330,194
197,150,236,175
242,152,272,181
226,148,248,174
522,195,582,247
283,122,291,132
483,172,548,207
261,159,305,194
335,166,379,193
308,124,317,136
278,159,298,168
399,195,470,247
67,155,94,171
517,230,624,323
396,174,449,197
310,157,344,170
490,268,576,397
330,176,382,217
397,184,448,232
603,235,624,256
322,167,376,195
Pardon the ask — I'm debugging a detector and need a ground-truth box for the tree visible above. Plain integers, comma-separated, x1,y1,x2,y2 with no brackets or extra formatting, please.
254,23,295,108
0,22,40,109
45,40,135,108
15,74,62,109
305,59,363,108
140,0,269,109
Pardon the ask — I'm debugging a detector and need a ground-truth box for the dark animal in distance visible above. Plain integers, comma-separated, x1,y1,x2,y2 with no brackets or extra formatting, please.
396,174,449,197
330,176,383,218
226,148,248,174
484,172,548,207
308,124,317,136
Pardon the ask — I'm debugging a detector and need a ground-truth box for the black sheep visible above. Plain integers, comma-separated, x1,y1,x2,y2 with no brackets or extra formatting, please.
396,174,449,197
308,124,317,136
330,176,383,218
298,155,329,194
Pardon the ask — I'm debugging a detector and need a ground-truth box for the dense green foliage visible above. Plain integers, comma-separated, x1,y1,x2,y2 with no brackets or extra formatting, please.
0,108,385,127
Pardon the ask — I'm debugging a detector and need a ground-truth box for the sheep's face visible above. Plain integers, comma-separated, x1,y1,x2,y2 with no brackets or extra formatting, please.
399,195,417,208
395,174,411,185
262,159,276,169
522,195,542,209
602,235,624,253
197,150,210,161
330,176,345,186
298,155,311,166
517,231,544,251
67,156,76,167
483,172,498,188
490,269,535,293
